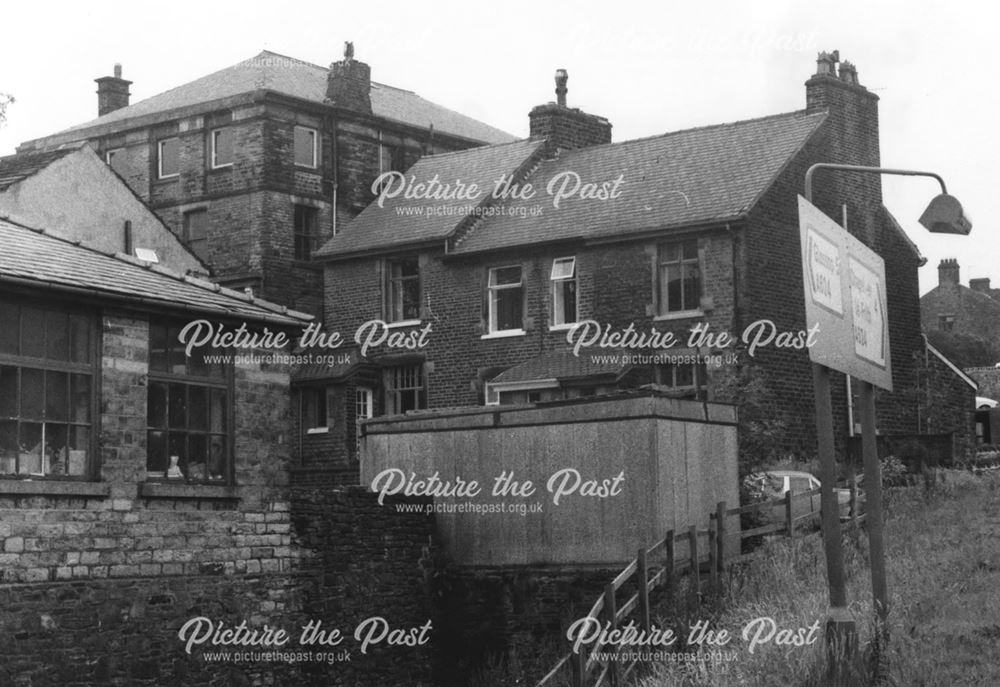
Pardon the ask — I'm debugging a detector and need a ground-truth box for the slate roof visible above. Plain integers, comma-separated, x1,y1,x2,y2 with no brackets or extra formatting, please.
316,110,826,258
455,110,826,254
490,348,630,385
30,51,516,147
0,148,78,191
0,217,311,326
314,139,545,258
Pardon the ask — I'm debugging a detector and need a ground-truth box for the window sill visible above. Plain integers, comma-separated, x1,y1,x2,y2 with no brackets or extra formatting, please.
385,319,422,329
294,163,319,171
305,426,329,435
653,310,704,322
549,323,579,332
481,330,526,340
0,480,110,498
209,163,233,171
155,175,179,183
140,482,240,500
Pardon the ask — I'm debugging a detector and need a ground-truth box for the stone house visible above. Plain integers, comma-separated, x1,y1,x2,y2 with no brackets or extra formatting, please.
921,258,1000,354
0,213,307,681
313,52,975,479
16,50,515,318
0,145,204,273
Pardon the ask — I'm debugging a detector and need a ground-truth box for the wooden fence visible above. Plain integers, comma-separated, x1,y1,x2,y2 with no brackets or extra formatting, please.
535,475,865,687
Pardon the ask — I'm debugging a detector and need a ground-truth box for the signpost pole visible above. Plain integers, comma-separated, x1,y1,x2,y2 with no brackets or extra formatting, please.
859,381,889,628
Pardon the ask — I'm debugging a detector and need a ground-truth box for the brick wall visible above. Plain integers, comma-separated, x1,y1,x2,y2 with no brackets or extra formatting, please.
968,367,1000,400
921,346,976,460
324,232,737,415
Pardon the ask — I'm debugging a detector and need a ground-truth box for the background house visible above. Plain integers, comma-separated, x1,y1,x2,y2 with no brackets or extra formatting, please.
0,145,204,273
315,52,975,479
16,49,516,317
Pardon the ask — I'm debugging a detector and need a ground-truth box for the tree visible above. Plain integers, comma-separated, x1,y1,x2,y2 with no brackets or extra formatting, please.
0,93,14,127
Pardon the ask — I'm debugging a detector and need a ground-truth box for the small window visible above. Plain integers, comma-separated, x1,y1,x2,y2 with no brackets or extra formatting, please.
183,209,209,257
938,314,955,332
158,138,179,179
657,239,701,315
386,258,421,322
384,365,426,415
302,387,330,434
294,126,318,168
211,128,234,168
294,204,320,261
654,362,703,394
551,257,578,327
355,387,374,448
106,148,127,175
488,265,524,334
147,321,231,483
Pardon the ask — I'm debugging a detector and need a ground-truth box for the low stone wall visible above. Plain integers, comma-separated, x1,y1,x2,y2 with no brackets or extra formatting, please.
1,488,437,686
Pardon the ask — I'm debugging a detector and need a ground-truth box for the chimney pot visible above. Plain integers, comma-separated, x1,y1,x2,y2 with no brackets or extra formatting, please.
114,63,122,79
838,60,859,86
555,69,568,107
815,50,839,77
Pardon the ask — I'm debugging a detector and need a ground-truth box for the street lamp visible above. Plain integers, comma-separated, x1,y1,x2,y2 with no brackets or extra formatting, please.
803,162,970,676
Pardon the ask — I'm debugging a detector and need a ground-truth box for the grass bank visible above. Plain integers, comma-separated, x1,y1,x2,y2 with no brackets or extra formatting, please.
634,469,1000,687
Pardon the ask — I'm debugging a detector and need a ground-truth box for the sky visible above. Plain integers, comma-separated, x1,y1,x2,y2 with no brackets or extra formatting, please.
0,0,994,296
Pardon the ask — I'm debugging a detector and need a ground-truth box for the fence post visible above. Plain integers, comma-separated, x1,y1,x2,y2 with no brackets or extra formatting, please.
708,519,718,592
688,525,700,605
638,547,650,632
665,529,675,599
716,501,726,573
571,646,585,687
605,582,618,687
849,473,857,520
785,489,794,537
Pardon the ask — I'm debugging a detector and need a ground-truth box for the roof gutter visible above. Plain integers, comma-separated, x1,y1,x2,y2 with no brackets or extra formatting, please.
0,274,311,329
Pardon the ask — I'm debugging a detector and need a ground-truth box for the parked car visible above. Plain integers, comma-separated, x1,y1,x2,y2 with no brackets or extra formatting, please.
751,470,862,525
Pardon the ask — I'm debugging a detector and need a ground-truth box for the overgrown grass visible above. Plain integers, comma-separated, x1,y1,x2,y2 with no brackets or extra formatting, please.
633,469,1000,687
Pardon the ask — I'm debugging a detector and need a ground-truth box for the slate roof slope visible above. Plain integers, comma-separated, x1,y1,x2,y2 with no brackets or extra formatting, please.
490,348,630,384
0,148,78,191
315,139,545,258
0,217,311,326
454,110,827,254
33,51,516,146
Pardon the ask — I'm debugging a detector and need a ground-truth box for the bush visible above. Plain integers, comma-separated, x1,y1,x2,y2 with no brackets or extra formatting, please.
880,455,908,487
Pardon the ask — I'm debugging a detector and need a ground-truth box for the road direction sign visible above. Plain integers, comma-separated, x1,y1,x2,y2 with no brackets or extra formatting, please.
799,195,892,390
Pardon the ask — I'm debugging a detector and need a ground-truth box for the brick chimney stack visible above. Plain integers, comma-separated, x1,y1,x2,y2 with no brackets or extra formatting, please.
970,277,991,293
95,64,132,117
325,41,372,114
804,51,882,244
529,69,612,153
938,258,960,286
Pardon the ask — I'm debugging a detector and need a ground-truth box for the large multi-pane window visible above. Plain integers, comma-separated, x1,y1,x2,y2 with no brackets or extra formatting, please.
657,240,701,316
147,322,231,483
487,265,524,334
0,299,95,478
384,365,425,415
386,258,420,322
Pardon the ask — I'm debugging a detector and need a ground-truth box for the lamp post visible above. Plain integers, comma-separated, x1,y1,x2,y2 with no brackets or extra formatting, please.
803,163,970,675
